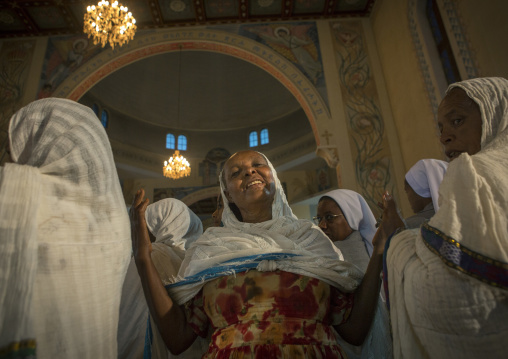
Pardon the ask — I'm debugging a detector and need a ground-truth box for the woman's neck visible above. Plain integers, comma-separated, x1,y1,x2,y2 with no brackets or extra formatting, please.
240,206,273,223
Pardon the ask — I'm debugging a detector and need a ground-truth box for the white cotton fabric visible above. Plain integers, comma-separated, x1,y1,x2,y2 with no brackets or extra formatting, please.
118,198,206,359
0,98,131,358
405,159,448,210
168,152,364,305
321,189,377,257
387,77,508,359
146,198,203,285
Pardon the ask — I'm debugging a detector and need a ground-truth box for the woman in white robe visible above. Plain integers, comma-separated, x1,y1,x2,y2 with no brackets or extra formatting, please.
382,77,508,359
0,98,131,358
403,159,448,229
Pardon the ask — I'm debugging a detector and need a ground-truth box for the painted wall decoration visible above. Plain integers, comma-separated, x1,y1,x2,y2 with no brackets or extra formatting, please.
38,35,102,99
331,20,396,214
0,39,36,131
199,147,230,186
238,22,328,105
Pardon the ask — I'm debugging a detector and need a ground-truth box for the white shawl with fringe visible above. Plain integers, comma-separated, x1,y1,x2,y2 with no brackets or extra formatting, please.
387,77,508,359
0,98,131,359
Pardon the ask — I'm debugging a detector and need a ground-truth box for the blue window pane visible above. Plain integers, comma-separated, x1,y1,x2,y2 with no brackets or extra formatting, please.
426,0,442,44
177,135,187,151
92,103,99,117
440,49,458,84
166,134,175,149
260,128,269,145
100,110,108,128
249,131,258,147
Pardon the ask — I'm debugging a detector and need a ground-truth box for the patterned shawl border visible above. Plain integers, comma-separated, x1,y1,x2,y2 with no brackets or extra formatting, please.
421,222,508,290
0,339,36,359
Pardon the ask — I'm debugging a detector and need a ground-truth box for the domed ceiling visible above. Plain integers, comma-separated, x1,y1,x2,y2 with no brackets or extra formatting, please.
86,50,302,131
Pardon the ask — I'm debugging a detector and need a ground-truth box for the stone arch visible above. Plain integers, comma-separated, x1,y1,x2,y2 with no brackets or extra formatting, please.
53,28,332,150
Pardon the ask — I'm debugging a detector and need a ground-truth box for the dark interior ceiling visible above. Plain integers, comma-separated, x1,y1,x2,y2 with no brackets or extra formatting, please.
0,0,375,39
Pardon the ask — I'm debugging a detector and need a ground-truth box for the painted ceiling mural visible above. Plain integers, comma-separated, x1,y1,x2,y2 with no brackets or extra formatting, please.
0,0,375,39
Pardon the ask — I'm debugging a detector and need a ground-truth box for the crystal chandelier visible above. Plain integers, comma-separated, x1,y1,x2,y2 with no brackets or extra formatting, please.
163,150,191,179
163,45,191,180
83,0,137,49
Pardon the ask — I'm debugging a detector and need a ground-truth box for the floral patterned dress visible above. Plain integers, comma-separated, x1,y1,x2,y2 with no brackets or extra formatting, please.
184,270,354,358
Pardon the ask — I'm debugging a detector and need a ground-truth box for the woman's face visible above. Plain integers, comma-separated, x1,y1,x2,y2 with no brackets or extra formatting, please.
316,198,353,242
438,88,482,160
212,194,223,227
223,151,275,215
404,180,432,214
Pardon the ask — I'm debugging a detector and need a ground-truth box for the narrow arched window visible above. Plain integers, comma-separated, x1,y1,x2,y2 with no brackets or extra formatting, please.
426,0,460,84
260,128,269,145
100,110,109,128
177,135,187,151
166,134,175,149
249,131,258,148
92,103,99,117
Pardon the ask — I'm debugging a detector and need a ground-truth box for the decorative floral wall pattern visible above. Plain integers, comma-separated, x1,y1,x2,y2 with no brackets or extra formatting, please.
331,20,396,214
0,39,36,133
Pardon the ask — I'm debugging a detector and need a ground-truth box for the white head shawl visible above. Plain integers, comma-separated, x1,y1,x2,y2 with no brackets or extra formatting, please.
0,98,131,358
145,198,203,250
145,198,203,284
320,189,376,256
429,77,508,263
168,151,364,305
405,159,448,211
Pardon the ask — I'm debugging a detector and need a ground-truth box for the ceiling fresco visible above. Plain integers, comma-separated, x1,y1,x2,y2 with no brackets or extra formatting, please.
0,0,375,38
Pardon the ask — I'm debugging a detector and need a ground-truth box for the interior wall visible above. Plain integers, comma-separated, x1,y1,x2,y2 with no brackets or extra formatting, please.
370,0,444,174
452,0,508,78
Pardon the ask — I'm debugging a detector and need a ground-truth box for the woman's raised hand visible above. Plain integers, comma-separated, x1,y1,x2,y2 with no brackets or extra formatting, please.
130,189,152,262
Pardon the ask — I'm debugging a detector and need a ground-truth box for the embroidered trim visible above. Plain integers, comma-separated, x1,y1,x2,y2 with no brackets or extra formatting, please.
0,339,36,359
421,222,508,290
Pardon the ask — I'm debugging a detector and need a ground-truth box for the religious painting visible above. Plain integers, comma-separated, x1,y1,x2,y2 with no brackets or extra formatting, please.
38,35,102,99
331,20,396,215
199,147,230,186
237,22,328,106
0,39,36,132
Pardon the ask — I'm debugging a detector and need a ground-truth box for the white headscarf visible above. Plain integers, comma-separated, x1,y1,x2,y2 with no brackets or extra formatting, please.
321,189,377,256
429,77,508,263
405,159,448,211
168,151,364,305
118,199,205,359
145,198,203,250
0,98,131,358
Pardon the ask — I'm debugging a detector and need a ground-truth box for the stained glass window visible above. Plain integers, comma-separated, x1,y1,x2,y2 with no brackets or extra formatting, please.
260,128,269,145
177,135,187,151
426,0,461,84
249,131,258,147
166,134,175,149
100,110,108,128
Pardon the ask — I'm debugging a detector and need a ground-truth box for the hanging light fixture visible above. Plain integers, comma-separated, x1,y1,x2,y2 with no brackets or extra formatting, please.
163,45,191,180
83,0,137,49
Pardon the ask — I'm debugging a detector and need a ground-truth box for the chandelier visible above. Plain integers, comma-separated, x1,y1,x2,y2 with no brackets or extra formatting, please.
163,45,191,180
163,150,191,179
83,0,137,49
